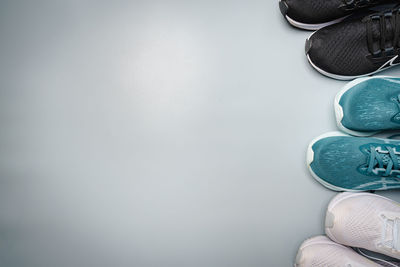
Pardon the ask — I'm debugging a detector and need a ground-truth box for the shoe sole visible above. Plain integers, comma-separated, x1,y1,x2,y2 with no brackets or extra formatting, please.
306,131,358,192
305,33,400,80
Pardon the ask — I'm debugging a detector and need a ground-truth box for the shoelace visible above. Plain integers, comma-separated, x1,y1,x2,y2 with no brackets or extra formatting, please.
381,215,400,252
366,7,400,57
341,0,377,11
367,146,400,176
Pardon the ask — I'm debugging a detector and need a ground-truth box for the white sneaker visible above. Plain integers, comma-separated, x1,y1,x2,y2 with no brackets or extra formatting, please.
295,235,380,267
326,192,400,260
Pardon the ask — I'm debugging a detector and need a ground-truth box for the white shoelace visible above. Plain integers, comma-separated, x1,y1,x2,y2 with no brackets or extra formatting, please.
381,215,400,251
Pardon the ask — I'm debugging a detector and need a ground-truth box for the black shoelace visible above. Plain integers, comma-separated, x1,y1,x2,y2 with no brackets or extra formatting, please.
366,7,400,58
341,0,378,11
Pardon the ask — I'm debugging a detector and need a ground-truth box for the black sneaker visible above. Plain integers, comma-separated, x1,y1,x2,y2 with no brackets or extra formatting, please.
306,4,400,80
279,0,387,30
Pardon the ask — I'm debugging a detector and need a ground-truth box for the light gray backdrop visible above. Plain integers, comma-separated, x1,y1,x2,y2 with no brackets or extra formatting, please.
1,1,400,266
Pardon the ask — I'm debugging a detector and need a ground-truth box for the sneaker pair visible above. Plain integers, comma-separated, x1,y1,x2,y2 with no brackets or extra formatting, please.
296,193,400,266
308,77,400,192
280,0,400,79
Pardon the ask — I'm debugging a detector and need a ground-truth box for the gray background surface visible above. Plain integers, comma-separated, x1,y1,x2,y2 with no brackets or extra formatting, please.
1,1,400,266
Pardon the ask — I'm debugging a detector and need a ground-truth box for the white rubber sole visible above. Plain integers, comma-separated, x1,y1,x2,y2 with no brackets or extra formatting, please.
306,33,400,80
334,76,385,137
306,131,362,192
285,14,348,31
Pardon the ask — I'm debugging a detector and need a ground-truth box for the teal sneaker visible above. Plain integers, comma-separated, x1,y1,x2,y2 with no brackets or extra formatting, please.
307,132,400,192
335,76,400,136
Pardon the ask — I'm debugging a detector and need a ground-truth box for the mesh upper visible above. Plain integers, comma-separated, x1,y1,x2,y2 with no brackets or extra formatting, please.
285,0,389,24
286,0,349,24
339,78,400,132
326,193,400,260
311,136,378,190
308,17,374,76
310,135,400,191
307,3,400,77
296,236,381,267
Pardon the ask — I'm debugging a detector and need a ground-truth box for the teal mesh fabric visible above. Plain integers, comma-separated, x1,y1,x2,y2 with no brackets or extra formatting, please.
310,135,400,191
340,77,400,132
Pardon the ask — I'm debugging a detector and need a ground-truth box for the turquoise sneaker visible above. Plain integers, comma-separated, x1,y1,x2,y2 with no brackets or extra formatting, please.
307,132,400,192
335,76,400,136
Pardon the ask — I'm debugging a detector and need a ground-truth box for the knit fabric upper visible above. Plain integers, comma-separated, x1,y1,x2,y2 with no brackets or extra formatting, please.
308,16,375,76
326,193,400,260
285,0,387,24
307,3,400,77
339,77,400,132
295,235,381,267
310,135,400,191
285,0,350,24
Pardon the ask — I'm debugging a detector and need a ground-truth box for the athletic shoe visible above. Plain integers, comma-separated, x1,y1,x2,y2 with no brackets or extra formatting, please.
279,0,385,30
305,3,400,80
326,192,400,260
307,132,400,191
295,235,380,266
335,76,400,136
